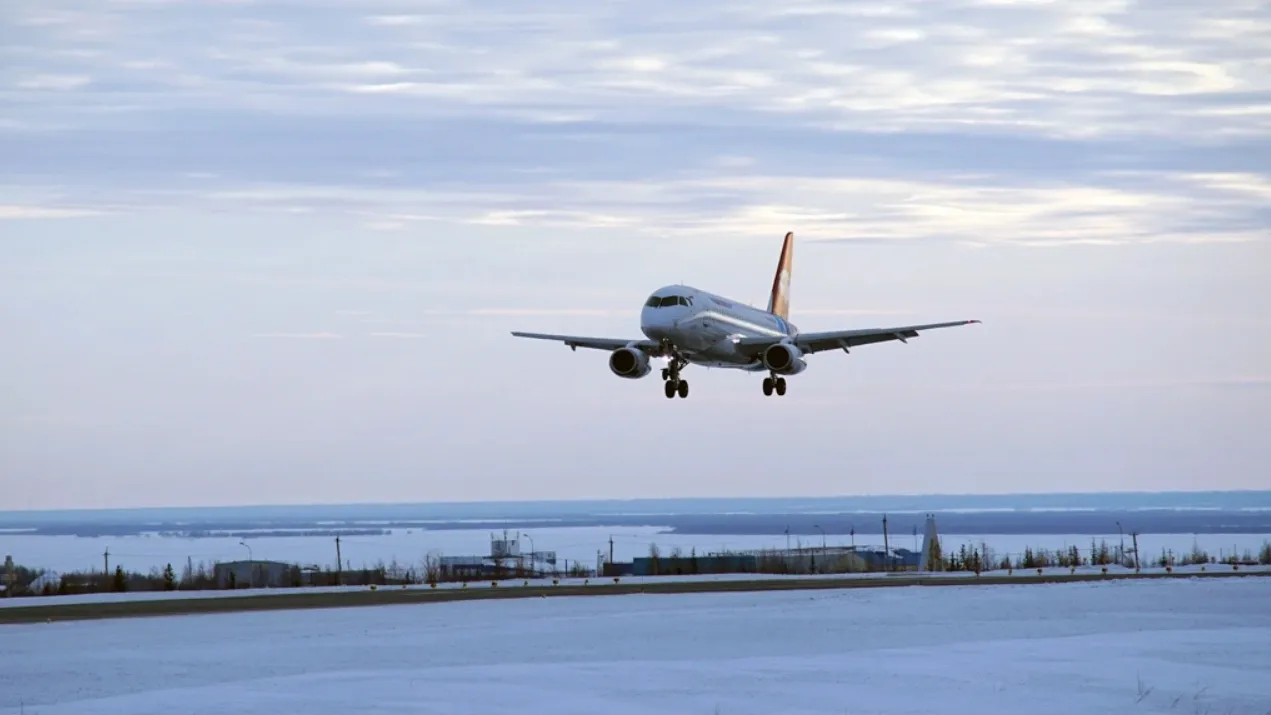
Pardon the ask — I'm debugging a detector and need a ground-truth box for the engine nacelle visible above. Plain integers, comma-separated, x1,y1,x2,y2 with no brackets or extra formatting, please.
608,346,652,379
762,342,807,375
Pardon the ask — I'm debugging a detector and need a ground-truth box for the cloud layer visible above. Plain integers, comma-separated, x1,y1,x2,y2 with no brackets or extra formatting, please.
3,0,1269,246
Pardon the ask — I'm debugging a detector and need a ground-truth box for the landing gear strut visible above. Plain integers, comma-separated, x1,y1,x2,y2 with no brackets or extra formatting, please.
762,374,787,397
662,356,689,399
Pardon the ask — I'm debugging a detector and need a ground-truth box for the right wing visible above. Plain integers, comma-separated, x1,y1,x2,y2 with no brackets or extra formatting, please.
735,320,980,357
510,331,661,353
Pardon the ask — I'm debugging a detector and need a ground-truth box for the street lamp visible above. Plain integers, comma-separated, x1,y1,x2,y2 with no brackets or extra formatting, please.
240,541,253,588
524,534,536,576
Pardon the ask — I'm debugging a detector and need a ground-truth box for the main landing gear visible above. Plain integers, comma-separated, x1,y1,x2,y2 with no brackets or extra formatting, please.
762,374,787,397
661,358,689,399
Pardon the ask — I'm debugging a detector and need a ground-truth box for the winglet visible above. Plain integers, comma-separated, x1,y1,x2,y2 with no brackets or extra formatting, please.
767,231,794,320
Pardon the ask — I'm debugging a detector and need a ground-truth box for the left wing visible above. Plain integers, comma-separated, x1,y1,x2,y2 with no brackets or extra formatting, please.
735,320,980,357
510,331,662,353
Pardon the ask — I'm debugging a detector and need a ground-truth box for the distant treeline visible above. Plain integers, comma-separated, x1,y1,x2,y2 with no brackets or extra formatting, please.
2,553,596,598
635,539,1271,577
932,538,1271,573
6,539,1269,600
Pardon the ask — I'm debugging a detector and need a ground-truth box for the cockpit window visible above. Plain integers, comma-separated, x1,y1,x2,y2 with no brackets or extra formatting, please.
647,294,693,308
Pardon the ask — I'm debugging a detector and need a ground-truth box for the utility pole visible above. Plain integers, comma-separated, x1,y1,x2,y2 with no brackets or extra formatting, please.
850,525,855,549
335,536,343,586
1130,532,1140,571
785,526,790,554
1117,521,1125,565
608,536,614,568
104,548,110,575
882,514,890,571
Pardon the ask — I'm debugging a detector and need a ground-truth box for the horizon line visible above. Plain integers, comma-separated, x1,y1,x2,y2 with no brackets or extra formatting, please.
3,488,1269,515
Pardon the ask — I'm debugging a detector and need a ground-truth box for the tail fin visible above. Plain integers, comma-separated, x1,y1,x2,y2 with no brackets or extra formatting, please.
767,231,794,320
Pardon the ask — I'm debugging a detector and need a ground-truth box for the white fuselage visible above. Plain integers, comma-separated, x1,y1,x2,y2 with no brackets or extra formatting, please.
639,284,798,371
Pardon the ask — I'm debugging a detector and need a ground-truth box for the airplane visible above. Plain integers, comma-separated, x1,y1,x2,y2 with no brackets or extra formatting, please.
511,231,980,399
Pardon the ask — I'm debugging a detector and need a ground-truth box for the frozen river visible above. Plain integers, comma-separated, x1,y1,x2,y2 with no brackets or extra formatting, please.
2,576,1269,714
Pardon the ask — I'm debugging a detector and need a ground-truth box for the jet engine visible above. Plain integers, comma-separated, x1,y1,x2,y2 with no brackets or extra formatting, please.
762,341,807,375
608,346,653,379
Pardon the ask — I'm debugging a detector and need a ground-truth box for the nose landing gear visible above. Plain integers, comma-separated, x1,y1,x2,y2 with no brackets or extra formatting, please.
762,375,787,397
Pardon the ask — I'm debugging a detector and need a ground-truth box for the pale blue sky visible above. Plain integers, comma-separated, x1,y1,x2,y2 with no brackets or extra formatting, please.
2,1,1269,509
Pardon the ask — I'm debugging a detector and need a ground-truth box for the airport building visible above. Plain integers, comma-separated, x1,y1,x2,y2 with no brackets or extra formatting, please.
612,545,922,577
214,560,294,589
436,531,560,580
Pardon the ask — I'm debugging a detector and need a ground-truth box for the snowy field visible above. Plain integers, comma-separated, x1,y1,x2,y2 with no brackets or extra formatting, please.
3,578,1270,715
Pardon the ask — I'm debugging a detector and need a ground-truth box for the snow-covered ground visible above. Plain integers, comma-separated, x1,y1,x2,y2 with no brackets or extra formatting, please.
3,577,1269,714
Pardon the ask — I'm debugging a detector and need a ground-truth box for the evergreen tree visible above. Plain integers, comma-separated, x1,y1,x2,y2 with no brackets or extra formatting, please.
112,565,127,592
163,563,176,591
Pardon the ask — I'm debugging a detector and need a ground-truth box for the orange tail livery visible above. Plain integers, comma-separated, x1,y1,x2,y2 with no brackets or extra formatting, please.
767,231,794,320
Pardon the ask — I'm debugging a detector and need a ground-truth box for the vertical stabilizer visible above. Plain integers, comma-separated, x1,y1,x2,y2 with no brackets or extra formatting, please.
767,231,794,320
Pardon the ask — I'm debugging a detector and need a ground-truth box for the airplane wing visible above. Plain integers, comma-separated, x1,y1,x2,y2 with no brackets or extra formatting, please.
735,320,980,357
510,331,662,353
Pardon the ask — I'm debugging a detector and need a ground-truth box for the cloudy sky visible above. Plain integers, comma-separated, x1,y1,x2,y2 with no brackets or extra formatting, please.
2,0,1269,510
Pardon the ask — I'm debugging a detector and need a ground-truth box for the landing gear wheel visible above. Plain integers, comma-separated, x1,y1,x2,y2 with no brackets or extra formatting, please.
661,368,670,381
664,380,677,399
762,377,774,396
677,380,689,398
775,377,787,396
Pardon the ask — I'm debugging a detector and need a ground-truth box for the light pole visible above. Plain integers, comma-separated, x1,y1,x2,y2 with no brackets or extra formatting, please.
524,534,535,576
240,541,253,588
